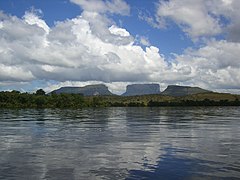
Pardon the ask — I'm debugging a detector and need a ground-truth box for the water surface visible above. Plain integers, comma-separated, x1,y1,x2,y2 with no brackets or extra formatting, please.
0,107,239,179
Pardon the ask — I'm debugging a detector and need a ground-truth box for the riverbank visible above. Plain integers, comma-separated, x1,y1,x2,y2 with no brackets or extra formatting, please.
0,91,239,108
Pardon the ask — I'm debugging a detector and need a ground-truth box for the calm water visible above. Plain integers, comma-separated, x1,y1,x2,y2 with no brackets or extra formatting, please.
0,107,239,180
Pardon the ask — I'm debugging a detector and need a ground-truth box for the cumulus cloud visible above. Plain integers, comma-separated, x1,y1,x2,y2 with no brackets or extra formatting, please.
154,0,240,41
174,40,240,90
23,8,50,33
0,8,169,84
0,0,240,94
156,0,222,39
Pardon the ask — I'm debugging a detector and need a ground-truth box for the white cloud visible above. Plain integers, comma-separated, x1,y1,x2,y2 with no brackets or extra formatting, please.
70,0,130,15
135,35,151,46
109,25,130,37
155,0,240,41
156,0,221,39
138,10,163,29
140,36,150,46
0,0,240,94
174,40,240,90
23,8,50,33
0,10,167,84
0,64,34,81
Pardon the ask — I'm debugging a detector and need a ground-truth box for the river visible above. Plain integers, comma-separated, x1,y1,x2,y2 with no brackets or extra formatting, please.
0,107,239,179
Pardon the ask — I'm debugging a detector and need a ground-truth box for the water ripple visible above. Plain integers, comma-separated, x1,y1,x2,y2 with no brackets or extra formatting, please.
0,107,239,179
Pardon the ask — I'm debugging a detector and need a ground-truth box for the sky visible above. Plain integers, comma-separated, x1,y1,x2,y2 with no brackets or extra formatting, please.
0,0,240,94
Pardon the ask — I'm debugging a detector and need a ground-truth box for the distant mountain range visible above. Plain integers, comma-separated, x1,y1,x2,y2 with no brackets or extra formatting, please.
50,84,211,97
50,84,113,96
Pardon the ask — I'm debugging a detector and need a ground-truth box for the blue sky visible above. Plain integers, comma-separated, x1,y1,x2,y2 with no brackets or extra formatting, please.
0,0,239,94
0,0,193,55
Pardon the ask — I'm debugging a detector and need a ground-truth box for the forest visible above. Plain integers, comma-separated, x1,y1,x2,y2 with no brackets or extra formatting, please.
0,89,239,108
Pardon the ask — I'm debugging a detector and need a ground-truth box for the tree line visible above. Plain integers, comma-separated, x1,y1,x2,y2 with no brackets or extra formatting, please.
0,89,239,108
0,90,86,108
147,99,240,107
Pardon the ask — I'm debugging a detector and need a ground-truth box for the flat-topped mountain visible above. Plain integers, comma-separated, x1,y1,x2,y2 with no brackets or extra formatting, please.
122,84,160,96
161,85,211,97
51,84,113,96
50,84,211,97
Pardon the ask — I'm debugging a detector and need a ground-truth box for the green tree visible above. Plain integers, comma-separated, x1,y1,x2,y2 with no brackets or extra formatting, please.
35,96,46,108
36,89,46,95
